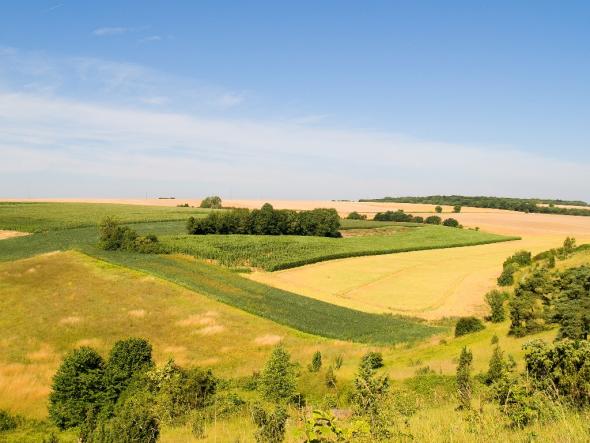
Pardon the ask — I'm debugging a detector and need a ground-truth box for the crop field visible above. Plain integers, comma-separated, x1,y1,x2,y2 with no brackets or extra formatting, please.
162,225,516,271
0,202,210,232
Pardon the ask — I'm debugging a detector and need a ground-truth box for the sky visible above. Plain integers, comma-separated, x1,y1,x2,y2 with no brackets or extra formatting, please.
1,1,589,200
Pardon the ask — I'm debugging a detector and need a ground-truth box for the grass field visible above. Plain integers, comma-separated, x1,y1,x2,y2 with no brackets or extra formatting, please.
0,202,210,232
162,225,517,271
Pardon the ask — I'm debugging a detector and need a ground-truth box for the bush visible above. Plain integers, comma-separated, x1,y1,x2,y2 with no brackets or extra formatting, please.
504,250,532,268
424,215,442,225
454,317,484,337
360,351,384,370
0,410,17,432
442,218,459,227
325,366,337,388
258,345,297,402
98,217,160,253
308,351,322,372
485,289,507,323
49,347,106,429
199,196,222,209
252,404,288,443
453,205,462,213
435,205,443,213
456,347,473,410
346,211,366,220
497,263,517,286
188,204,341,237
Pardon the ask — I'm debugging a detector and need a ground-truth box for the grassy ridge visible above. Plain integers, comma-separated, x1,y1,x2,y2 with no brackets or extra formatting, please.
0,202,210,232
162,225,519,271
85,249,442,344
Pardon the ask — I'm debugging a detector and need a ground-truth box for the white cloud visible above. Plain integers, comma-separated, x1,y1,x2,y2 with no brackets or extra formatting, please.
92,27,129,36
215,92,245,109
139,35,162,43
0,91,588,200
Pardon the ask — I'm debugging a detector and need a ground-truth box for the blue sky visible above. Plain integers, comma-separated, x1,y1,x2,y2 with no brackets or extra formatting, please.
1,1,589,199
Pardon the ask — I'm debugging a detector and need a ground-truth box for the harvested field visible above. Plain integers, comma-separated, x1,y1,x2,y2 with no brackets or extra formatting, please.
0,230,28,240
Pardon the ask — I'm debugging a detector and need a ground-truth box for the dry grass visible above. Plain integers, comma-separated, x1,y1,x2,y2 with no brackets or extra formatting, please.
0,229,29,240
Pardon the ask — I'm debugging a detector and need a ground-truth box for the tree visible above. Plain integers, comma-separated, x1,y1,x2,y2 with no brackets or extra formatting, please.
259,345,297,402
352,356,390,439
485,289,507,323
497,263,517,286
103,338,154,408
561,236,577,258
485,345,510,385
442,218,459,227
454,317,484,337
49,347,106,429
453,205,462,213
435,205,443,213
456,347,473,410
308,351,322,372
199,196,222,209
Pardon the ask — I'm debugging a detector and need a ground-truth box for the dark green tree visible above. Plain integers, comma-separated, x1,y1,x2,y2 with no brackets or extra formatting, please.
456,347,473,410
485,289,507,322
259,345,297,402
308,351,322,373
435,205,443,213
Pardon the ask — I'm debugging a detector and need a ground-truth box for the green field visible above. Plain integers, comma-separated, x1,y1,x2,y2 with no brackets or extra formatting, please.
162,225,519,271
0,202,210,232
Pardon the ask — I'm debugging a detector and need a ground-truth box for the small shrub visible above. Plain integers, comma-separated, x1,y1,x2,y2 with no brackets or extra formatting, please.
325,366,337,389
190,411,206,439
108,391,159,443
252,404,288,443
361,351,384,370
456,347,473,410
308,351,322,372
346,211,366,220
334,354,343,370
424,215,442,225
435,205,443,213
453,205,462,213
455,317,485,337
497,263,517,286
0,410,17,432
442,218,459,227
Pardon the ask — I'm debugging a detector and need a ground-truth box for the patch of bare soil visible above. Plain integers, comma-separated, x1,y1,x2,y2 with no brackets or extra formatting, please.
0,230,29,240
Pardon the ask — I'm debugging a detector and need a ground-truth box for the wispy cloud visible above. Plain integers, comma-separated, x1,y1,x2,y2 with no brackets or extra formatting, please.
139,35,162,43
215,92,245,109
92,27,130,36
1,91,588,200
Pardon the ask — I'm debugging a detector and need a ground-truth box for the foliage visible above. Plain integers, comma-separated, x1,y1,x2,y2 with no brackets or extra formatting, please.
48,347,106,430
454,317,484,337
252,404,288,443
334,355,343,370
424,215,442,225
485,344,514,385
361,196,590,217
493,375,548,428
524,339,590,407
352,356,390,439
497,263,517,286
373,210,418,223
304,409,345,442
442,218,459,227
361,352,384,370
485,289,507,323
453,205,462,213
309,351,322,372
435,206,443,213
0,410,17,432
346,211,366,220
199,196,222,209
98,217,161,253
456,347,473,410
146,359,217,422
504,250,532,268
259,345,297,402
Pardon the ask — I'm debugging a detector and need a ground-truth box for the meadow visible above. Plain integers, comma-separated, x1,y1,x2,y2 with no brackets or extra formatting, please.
162,225,517,271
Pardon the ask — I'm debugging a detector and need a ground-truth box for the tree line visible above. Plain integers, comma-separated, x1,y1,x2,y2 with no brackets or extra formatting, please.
372,209,460,227
361,195,590,216
187,203,342,237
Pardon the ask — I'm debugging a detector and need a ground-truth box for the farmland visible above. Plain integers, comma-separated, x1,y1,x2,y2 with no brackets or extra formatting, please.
162,225,516,270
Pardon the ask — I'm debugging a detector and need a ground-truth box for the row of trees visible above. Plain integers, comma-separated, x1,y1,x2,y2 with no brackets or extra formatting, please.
373,210,460,227
98,217,161,253
187,203,342,237
361,195,590,216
